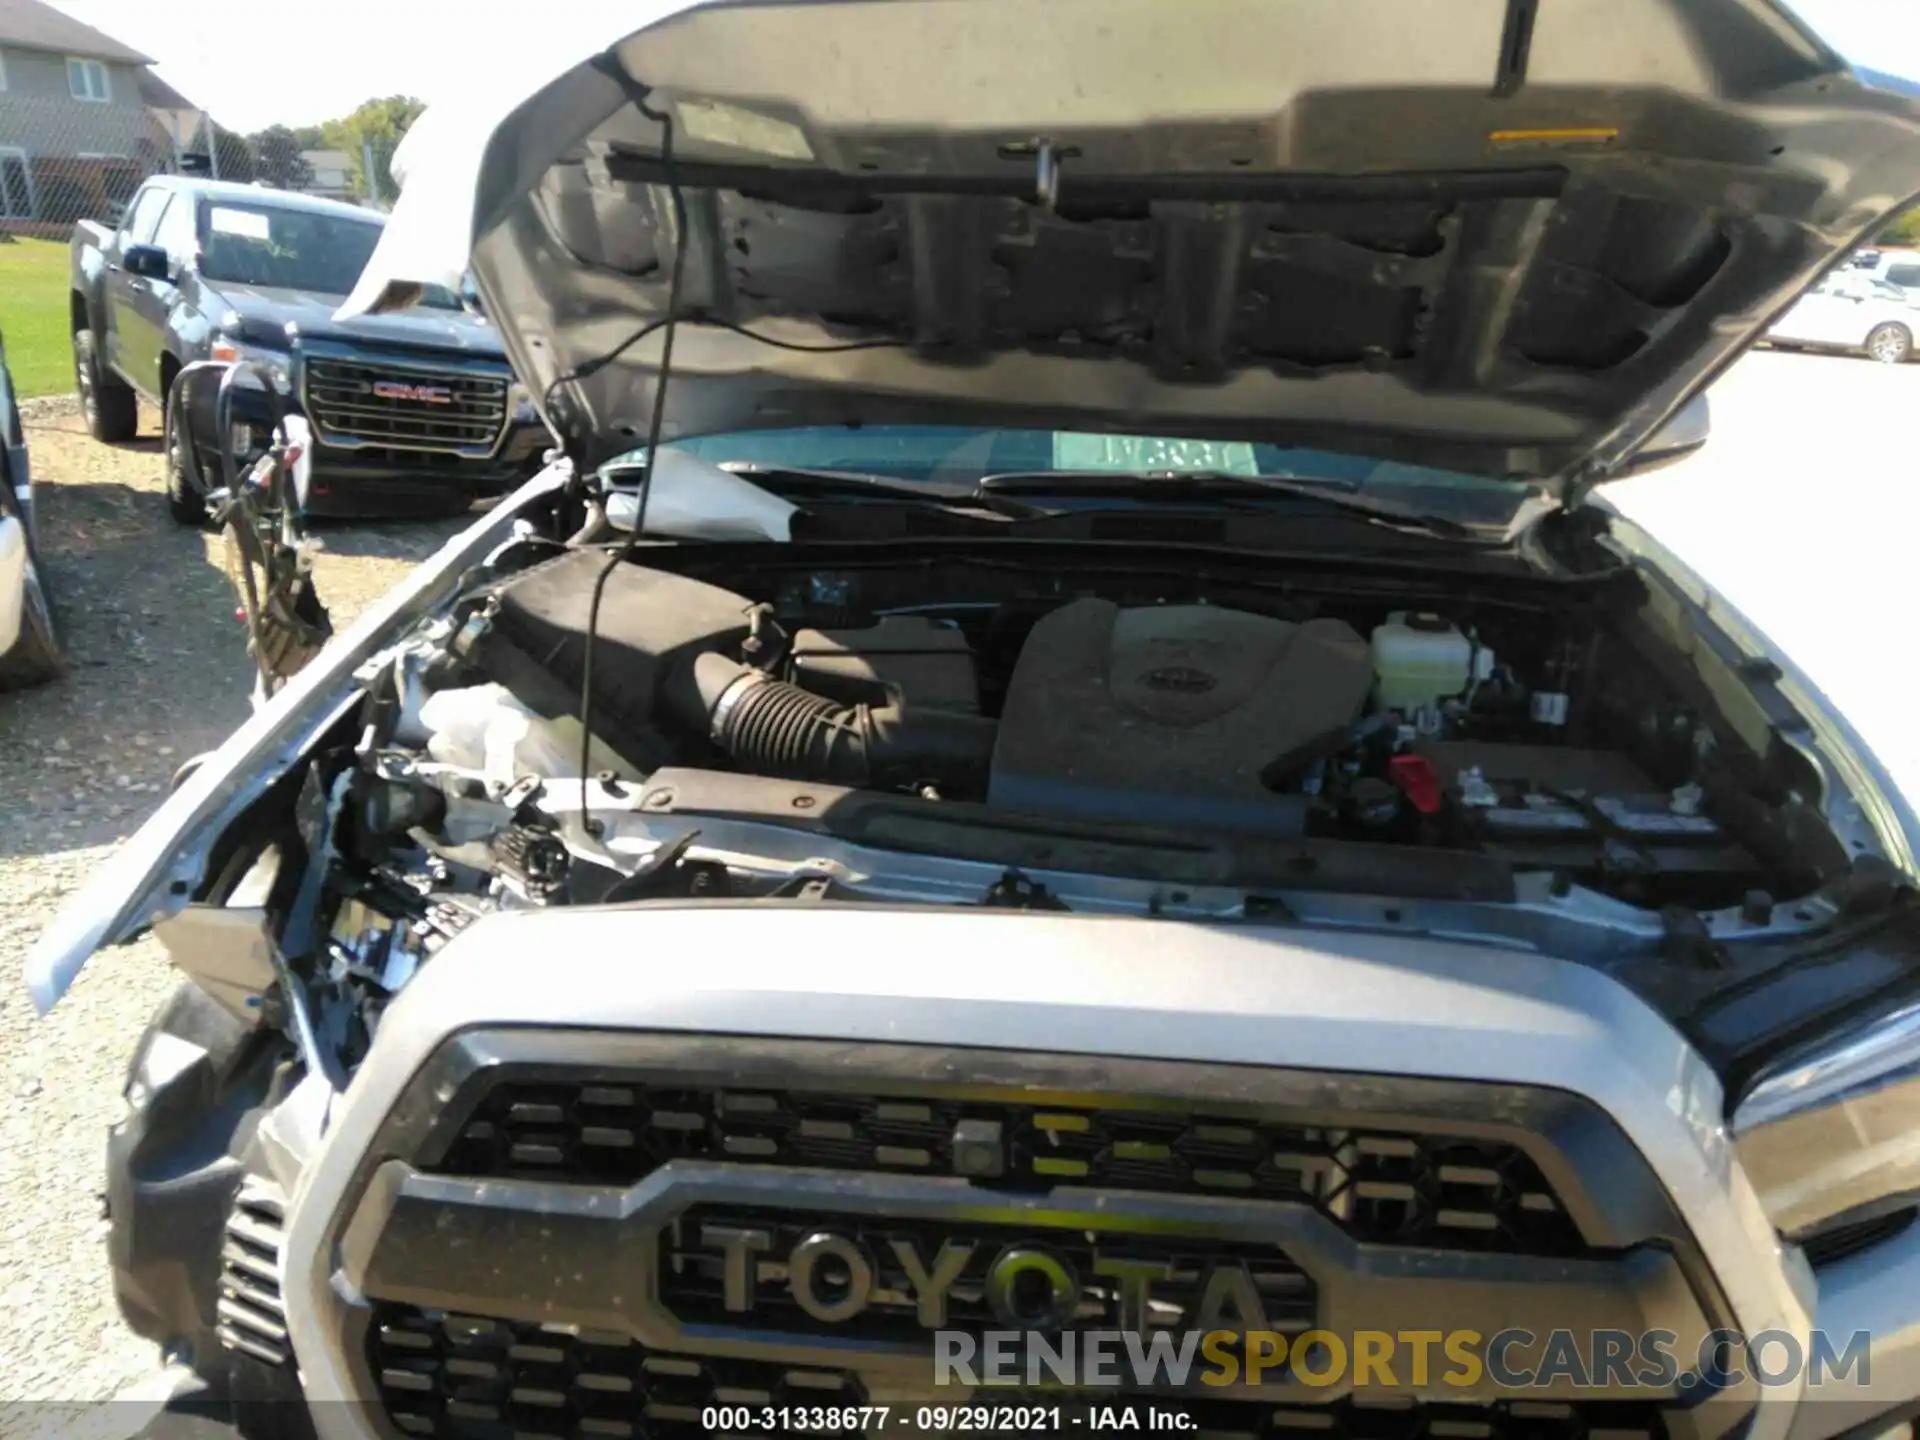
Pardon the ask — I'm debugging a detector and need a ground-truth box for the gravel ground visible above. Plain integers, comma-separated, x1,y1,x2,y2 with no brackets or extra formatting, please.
0,396,465,1403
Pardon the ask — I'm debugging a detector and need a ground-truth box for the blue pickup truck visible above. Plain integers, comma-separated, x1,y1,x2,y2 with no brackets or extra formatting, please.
70,177,549,520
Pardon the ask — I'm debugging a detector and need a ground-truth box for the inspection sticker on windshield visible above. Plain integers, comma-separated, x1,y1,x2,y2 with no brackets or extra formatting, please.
208,207,272,240
1053,432,1260,475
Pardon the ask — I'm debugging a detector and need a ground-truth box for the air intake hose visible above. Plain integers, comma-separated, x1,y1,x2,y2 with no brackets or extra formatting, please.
675,652,996,791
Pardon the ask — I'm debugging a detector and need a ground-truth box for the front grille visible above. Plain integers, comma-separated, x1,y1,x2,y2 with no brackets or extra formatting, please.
303,357,507,455
369,1304,1669,1440
1800,1205,1918,1268
434,1083,1580,1254
369,1303,867,1438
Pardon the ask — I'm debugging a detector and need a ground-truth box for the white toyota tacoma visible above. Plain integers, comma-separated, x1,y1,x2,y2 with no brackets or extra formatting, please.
23,3,1920,1439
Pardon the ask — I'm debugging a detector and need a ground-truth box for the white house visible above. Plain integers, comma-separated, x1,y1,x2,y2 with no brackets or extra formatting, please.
301,147,354,201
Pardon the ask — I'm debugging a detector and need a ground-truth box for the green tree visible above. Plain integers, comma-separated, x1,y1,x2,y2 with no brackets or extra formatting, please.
1877,207,1920,248
322,96,427,204
211,126,257,183
249,125,315,191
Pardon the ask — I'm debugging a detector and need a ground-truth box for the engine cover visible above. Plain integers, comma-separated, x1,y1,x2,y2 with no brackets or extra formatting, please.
988,599,1372,834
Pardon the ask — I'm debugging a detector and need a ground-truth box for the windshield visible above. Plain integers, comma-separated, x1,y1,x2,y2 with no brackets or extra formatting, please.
196,202,385,294
650,426,1533,525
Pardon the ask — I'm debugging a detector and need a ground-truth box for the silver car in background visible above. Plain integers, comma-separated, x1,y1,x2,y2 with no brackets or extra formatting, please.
1767,270,1919,362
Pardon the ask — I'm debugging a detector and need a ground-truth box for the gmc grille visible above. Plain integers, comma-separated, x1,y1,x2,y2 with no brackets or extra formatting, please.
302,357,507,456
368,1304,1670,1440
433,1082,1581,1255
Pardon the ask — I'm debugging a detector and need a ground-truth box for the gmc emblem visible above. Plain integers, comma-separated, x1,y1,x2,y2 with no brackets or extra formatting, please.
371,380,453,404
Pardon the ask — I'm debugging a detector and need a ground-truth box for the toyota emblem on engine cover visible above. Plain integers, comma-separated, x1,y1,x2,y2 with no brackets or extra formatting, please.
1143,665,1217,694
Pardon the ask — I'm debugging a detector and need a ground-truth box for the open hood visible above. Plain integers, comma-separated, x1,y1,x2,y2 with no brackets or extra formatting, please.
340,0,1920,498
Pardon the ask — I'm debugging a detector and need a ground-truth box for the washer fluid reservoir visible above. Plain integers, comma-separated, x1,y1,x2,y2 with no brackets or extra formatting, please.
1369,612,1474,712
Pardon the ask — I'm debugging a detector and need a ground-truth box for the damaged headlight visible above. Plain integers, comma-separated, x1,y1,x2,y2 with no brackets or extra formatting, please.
1733,1001,1920,1243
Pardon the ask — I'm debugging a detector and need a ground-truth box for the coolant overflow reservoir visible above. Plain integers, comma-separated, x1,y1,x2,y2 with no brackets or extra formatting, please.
1370,612,1474,711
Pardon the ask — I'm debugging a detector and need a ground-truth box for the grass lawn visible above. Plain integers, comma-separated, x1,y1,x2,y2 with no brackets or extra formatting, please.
0,237,73,399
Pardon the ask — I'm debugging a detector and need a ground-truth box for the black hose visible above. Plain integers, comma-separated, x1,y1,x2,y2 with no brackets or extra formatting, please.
169,357,292,498
679,653,996,792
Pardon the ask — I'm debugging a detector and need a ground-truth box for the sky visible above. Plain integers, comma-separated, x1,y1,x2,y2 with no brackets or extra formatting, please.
49,0,1920,137
56,0,654,132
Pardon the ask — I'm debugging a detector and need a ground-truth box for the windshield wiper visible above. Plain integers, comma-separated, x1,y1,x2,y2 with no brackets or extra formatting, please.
694,462,1488,541
975,470,1483,539
717,462,1046,518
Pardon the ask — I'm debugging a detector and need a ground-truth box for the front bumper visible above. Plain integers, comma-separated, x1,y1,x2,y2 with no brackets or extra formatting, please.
269,905,1912,1440
299,426,548,515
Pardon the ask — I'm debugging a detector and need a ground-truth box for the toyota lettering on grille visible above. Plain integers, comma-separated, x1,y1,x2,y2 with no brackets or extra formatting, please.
668,1209,1312,1340
370,379,454,404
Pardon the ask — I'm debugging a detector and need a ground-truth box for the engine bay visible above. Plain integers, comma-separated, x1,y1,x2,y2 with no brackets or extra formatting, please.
136,506,1913,1094
363,545,1814,913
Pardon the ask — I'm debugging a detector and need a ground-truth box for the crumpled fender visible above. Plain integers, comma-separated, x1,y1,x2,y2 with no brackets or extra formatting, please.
21,465,567,1014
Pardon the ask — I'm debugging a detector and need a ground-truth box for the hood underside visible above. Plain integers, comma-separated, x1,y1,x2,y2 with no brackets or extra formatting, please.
341,0,1920,492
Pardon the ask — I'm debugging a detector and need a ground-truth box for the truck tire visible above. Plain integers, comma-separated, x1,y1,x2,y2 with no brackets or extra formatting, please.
0,454,63,690
74,327,139,442
164,390,210,526
0,527,63,689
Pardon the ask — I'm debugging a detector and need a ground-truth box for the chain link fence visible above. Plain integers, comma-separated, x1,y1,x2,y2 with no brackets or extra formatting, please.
1,67,347,240
0,89,179,236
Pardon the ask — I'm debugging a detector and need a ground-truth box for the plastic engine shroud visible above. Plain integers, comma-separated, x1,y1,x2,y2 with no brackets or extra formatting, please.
988,598,1373,835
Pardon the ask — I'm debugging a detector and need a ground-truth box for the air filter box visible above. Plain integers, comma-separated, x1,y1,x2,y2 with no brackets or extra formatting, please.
468,550,755,762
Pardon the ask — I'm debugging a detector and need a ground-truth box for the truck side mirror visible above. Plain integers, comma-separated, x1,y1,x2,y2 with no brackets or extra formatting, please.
123,244,170,281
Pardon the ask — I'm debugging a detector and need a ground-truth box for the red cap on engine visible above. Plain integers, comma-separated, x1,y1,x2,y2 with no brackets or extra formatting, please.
1388,754,1443,814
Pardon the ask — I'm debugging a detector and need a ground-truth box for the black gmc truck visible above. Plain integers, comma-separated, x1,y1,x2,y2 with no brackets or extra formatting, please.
69,177,549,520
